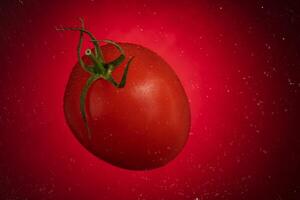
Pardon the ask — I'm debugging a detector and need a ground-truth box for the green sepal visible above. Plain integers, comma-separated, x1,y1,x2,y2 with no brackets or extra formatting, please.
106,57,134,88
80,75,101,139
118,57,134,88
91,39,126,70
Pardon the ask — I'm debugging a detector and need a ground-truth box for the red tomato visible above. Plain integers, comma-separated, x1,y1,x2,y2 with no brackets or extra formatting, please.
64,43,191,170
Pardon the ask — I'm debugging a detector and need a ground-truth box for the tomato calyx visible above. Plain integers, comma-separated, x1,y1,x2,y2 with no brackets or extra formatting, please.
56,18,134,139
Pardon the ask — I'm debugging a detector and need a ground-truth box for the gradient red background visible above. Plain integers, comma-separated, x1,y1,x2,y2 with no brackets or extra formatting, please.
1,0,300,199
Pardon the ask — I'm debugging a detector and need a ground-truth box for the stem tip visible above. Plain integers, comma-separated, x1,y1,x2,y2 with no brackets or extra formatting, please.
85,48,92,55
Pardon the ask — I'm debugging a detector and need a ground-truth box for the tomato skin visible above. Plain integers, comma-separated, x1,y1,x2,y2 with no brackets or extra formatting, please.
64,43,191,170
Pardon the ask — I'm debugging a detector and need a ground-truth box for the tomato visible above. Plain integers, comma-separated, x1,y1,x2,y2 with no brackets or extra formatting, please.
64,42,190,170
60,19,190,170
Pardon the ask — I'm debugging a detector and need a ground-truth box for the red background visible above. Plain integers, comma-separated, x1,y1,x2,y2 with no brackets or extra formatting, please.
1,0,300,199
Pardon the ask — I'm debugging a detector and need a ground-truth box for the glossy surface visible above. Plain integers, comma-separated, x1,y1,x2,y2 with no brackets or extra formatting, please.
64,43,191,170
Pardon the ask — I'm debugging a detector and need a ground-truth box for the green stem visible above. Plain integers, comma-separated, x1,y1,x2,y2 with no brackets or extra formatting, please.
57,18,134,140
85,49,105,74
77,23,94,74
57,18,104,62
